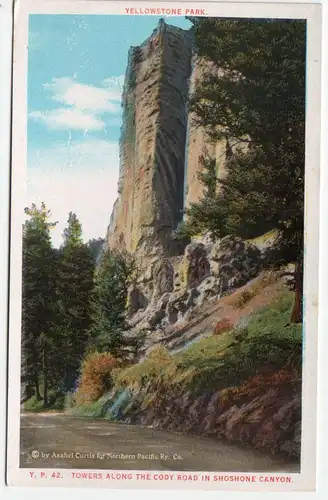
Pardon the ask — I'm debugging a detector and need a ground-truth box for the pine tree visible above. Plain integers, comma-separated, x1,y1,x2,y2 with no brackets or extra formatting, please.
22,203,59,407
184,18,306,323
181,154,224,239
90,249,137,358
87,237,105,264
57,212,95,390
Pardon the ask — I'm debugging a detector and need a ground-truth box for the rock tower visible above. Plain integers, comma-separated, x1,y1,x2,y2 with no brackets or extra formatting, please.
106,20,193,267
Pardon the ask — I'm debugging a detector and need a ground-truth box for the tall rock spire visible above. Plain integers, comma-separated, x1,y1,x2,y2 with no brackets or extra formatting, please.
106,23,193,267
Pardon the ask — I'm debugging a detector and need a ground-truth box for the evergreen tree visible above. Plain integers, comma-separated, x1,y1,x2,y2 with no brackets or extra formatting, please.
57,212,95,390
184,18,306,323
181,154,224,239
22,203,59,407
87,237,105,264
90,249,137,358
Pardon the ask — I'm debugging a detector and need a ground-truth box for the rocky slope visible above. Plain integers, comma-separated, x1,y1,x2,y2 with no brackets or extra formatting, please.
125,234,264,352
73,272,301,462
110,374,301,461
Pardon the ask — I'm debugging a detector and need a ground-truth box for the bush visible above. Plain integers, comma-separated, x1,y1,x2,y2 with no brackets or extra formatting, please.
213,317,233,335
24,387,66,412
75,352,118,405
115,345,174,388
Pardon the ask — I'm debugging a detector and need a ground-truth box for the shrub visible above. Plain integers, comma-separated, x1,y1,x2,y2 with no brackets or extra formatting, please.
75,352,118,405
115,345,174,388
213,317,233,335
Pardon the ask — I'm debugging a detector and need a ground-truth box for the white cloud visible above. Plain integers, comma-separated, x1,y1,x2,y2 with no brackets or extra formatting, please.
43,77,122,113
30,108,105,131
27,139,119,247
30,75,124,131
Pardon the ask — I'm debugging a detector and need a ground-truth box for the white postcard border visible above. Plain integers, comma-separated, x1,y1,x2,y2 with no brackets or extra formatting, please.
7,0,322,491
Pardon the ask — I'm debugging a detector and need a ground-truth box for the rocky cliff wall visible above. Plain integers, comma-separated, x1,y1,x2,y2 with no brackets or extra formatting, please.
106,20,192,267
105,22,249,269
184,57,228,210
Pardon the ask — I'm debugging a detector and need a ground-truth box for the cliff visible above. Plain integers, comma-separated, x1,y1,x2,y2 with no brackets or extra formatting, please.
184,57,227,210
106,20,193,268
105,21,239,268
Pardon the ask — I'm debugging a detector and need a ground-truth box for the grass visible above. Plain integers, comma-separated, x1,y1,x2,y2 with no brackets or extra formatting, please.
70,400,104,418
113,290,301,397
24,391,66,412
71,289,302,422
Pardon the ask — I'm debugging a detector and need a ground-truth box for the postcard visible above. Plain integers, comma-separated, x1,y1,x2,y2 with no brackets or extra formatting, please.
6,0,322,491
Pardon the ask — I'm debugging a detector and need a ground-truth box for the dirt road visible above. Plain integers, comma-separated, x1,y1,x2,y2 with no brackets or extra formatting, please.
20,413,299,473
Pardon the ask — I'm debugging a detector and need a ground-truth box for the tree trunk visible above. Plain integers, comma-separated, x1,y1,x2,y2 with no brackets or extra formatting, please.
290,262,303,324
43,347,48,409
34,375,42,401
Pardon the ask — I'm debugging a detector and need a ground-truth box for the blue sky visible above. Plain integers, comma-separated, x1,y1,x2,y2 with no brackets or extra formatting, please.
27,14,191,246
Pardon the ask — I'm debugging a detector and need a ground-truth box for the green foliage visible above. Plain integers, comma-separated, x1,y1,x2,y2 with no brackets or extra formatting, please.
62,212,83,248
90,249,141,358
56,212,95,391
22,204,144,411
87,237,105,263
115,345,173,388
179,155,225,239
24,387,65,412
22,203,60,407
115,291,301,398
22,206,96,407
24,395,46,412
184,18,305,267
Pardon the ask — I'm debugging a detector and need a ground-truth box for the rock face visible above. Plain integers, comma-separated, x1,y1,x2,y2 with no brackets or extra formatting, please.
103,20,273,355
210,236,262,295
104,21,254,273
126,235,264,338
97,373,302,461
106,20,192,267
183,242,211,288
184,57,228,210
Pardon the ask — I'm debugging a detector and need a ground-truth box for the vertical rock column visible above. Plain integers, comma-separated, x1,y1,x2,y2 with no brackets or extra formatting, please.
107,21,192,267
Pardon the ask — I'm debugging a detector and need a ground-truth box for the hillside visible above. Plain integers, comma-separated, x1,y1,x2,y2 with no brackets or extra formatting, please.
71,270,302,462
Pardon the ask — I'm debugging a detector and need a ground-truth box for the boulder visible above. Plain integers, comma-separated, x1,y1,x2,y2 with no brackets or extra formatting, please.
183,242,211,289
196,276,220,306
144,293,171,330
210,236,261,295
166,290,189,324
152,259,174,301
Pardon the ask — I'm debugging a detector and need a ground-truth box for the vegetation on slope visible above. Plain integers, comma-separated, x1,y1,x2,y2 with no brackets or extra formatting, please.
71,289,301,421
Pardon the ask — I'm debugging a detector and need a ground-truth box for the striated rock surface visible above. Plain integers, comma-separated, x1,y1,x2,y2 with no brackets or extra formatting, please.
106,20,192,267
97,371,301,461
184,57,228,210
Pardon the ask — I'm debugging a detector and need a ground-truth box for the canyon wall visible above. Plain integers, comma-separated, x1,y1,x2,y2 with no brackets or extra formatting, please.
184,57,228,211
106,21,236,266
106,20,192,267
